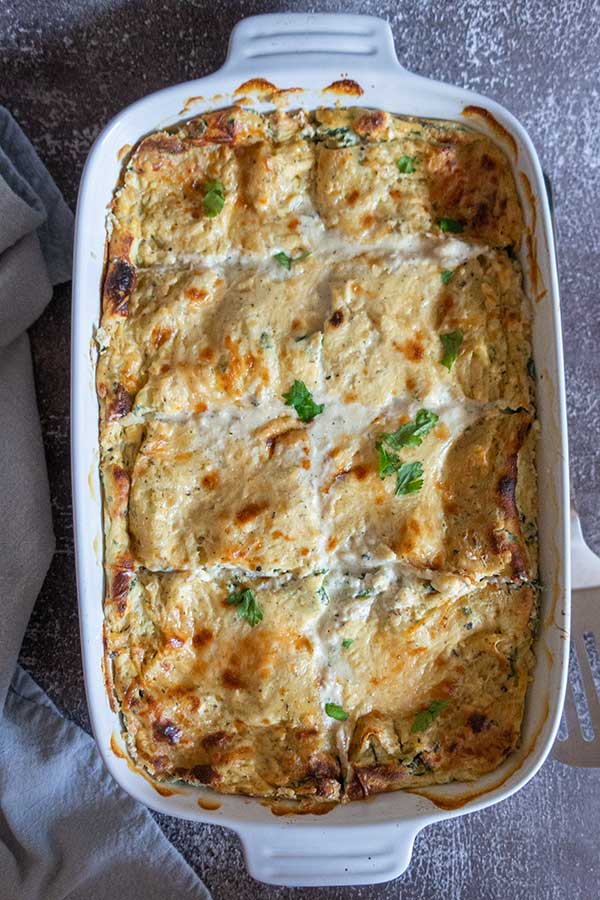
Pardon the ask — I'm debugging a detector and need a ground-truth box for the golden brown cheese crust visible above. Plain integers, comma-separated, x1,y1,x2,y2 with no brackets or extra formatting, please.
106,105,522,271
128,415,320,574
97,260,323,418
323,409,535,581
108,571,341,800
337,580,536,796
323,250,532,410
97,249,532,421
98,104,537,804
312,109,523,247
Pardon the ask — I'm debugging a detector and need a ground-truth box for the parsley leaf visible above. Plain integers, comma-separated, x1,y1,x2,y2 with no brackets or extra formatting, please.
438,216,463,233
440,330,463,371
397,155,417,174
325,702,349,721
376,442,401,479
203,179,226,218
342,638,354,649
274,250,311,270
226,588,263,627
282,380,324,423
379,409,439,451
273,251,292,270
410,699,448,733
441,269,453,285
377,445,424,494
395,461,424,495
376,411,437,497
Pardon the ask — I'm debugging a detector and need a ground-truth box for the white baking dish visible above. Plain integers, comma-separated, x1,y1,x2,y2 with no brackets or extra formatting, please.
71,13,569,887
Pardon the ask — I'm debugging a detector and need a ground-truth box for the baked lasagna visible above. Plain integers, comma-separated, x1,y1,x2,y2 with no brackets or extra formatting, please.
97,105,538,806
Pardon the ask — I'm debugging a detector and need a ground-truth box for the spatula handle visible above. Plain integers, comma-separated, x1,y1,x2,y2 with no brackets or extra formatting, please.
571,502,600,590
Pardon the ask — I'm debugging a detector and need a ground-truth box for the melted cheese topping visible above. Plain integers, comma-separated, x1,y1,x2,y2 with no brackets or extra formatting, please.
98,105,537,805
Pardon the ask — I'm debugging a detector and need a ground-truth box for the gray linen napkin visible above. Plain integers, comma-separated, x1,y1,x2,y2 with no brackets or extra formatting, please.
0,108,210,900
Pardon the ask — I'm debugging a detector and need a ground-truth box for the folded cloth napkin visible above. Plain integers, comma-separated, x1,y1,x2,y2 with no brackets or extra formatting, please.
0,108,210,900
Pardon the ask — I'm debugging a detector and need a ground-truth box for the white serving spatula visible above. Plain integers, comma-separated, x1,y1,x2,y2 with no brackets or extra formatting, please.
552,507,600,766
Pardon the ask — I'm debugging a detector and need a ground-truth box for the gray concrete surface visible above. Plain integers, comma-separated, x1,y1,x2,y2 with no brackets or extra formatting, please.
1,0,599,897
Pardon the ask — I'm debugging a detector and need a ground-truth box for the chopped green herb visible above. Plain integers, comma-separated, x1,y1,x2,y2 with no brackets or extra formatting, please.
226,587,263,627
355,589,372,598
376,411,437,498
410,699,449,734
441,269,453,285
282,380,324,423
438,217,463,233
397,155,417,174
395,461,424,495
273,251,292,270
440,330,463,371
376,442,401,479
325,702,349,721
317,582,329,605
315,126,360,147
379,409,439,451
259,331,272,349
342,638,355,649
203,179,226,218
273,250,312,270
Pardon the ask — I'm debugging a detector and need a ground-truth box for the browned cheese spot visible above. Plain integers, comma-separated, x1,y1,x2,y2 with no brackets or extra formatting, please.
152,719,183,745
235,502,268,525
202,472,220,490
323,79,364,97
468,712,491,733
222,668,245,690
191,764,219,785
107,384,132,420
103,258,136,317
234,78,278,96
193,627,214,648
110,558,134,615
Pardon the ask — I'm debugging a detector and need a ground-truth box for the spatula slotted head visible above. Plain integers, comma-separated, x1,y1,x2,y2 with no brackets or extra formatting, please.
553,588,600,767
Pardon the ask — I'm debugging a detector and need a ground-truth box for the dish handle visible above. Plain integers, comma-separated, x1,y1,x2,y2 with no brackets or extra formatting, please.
222,13,405,76
236,822,420,887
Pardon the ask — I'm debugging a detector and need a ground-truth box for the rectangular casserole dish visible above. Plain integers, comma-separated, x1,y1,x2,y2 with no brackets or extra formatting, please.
71,13,569,887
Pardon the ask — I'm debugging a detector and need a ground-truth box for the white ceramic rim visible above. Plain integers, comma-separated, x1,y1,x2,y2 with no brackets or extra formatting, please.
71,12,570,887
